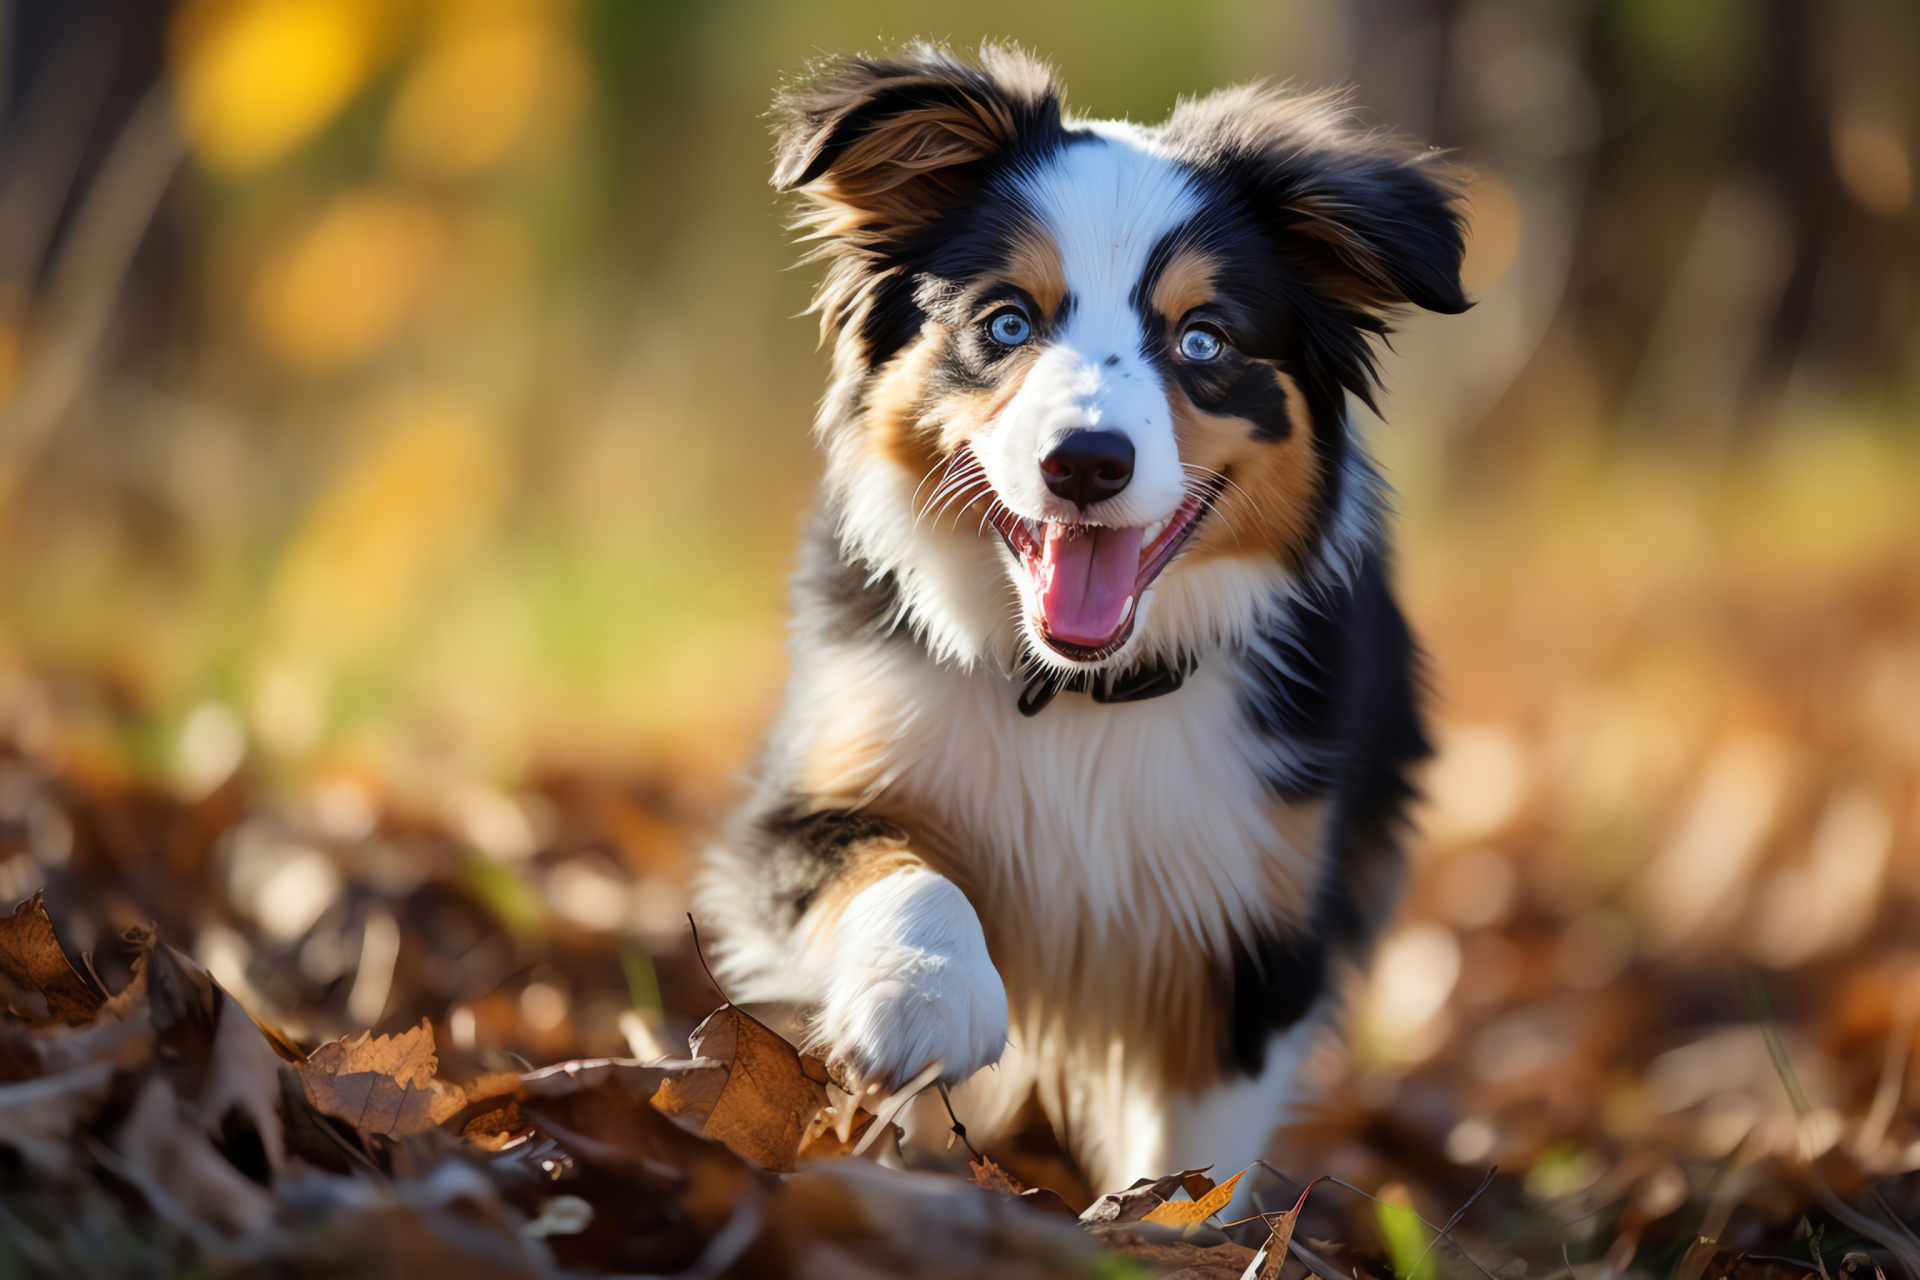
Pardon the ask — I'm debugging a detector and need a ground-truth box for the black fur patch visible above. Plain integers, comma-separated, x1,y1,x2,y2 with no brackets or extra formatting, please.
1199,362,1293,440
754,804,908,924
1224,926,1328,1074
1219,554,1429,1074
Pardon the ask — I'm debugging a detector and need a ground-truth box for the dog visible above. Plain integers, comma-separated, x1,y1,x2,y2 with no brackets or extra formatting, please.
696,44,1467,1194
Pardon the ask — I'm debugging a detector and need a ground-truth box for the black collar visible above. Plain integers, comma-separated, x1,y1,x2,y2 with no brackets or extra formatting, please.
1016,652,1196,717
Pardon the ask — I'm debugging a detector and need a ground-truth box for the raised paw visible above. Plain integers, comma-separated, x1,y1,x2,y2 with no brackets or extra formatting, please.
810,867,1008,1093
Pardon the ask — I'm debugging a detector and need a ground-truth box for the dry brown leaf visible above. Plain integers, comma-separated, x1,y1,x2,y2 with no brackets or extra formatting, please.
650,1004,826,1172
650,1059,728,1123
1183,1170,1218,1200
306,1018,438,1085
0,892,103,1025
1255,1178,1322,1279
773,1161,1096,1277
248,1011,306,1064
463,1070,522,1105
1084,1223,1259,1279
461,1100,526,1151
198,986,291,1175
1019,1187,1079,1217
300,1019,451,1138
1081,1168,1211,1224
971,1155,1026,1194
112,1070,281,1238
1143,1168,1244,1227
964,1154,1077,1214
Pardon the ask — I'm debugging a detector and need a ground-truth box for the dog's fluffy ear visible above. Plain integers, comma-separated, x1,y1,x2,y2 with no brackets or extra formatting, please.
1164,86,1469,320
773,43,1059,223
774,45,1061,335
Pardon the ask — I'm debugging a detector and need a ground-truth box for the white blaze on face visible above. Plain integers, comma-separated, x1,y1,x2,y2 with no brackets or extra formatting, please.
977,128,1199,529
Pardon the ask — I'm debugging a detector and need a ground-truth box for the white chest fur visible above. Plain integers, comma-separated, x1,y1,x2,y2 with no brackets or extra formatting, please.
784,635,1321,975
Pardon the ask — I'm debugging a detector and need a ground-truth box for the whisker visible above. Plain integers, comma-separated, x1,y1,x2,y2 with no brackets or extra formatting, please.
929,478,992,531
1180,462,1255,511
912,457,951,512
913,453,973,521
918,478,972,526
1181,467,1249,551
915,456,986,527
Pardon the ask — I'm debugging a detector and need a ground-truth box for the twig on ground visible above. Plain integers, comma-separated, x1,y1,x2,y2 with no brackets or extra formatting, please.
1409,1166,1499,1276
1252,1163,1504,1280
685,913,734,1006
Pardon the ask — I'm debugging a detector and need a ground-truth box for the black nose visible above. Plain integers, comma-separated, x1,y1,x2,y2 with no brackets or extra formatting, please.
1039,430,1134,510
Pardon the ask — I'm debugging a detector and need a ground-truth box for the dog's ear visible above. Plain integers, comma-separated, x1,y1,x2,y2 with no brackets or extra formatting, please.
1165,86,1470,319
773,44,1062,256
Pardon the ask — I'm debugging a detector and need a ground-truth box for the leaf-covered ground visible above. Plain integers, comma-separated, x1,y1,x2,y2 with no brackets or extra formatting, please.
1,431,1918,1278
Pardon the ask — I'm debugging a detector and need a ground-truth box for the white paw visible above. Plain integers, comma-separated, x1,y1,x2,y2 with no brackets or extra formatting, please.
811,867,1008,1091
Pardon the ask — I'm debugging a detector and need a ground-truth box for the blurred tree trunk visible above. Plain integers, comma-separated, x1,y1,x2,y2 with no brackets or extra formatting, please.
1439,0,1919,464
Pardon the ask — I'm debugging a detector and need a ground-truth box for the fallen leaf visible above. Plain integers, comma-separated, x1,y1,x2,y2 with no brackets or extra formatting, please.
972,1155,1026,1194
300,1019,454,1138
1081,1168,1212,1224
771,1160,1096,1277
248,1011,307,1064
461,1100,527,1151
516,1059,767,1270
1841,1253,1890,1280
111,1070,281,1238
464,1070,523,1104
1083,1222,1258,1278
307,1018,438,1086
650,1059,728,1125
650,1005,827,1172
1144,1168,1244,1228
0,893,103,1025
1255,1178,1323,1279
143,938,223,1095
1019,1187,1080,1217
197,984,290,1176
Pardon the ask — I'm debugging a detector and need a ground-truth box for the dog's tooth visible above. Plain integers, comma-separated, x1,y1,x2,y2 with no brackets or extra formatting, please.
1121,595,1135,622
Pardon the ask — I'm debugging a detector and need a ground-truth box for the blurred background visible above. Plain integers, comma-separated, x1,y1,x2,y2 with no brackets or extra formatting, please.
1,0,1918,1232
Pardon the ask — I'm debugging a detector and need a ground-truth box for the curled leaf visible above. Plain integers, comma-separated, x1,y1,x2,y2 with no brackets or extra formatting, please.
0,893,103,1026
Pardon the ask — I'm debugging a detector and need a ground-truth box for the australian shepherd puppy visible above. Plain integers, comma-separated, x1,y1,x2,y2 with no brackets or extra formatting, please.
697,44,1468,1194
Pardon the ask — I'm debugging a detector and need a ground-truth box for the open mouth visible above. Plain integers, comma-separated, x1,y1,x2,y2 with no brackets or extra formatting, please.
986,477,1224,662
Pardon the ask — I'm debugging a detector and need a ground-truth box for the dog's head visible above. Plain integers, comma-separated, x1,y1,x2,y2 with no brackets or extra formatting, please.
776,45,1467,672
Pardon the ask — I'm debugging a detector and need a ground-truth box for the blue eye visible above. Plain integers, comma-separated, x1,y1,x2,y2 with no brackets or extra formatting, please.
1178,326,1225,361
988,310,1032,346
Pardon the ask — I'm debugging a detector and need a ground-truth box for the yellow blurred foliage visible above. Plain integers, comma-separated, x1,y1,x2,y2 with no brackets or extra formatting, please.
385,18,585,179
269,389,510,657
172,0,387,175
248,190,447,372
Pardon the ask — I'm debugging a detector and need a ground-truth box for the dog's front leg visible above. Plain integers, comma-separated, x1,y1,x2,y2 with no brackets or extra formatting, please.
804,855,1008,1095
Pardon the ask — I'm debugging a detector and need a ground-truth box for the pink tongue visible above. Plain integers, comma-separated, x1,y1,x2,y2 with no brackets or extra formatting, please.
1037,524,1145,647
